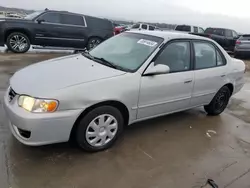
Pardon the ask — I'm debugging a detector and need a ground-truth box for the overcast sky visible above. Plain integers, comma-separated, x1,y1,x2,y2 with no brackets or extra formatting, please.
2,0,250,33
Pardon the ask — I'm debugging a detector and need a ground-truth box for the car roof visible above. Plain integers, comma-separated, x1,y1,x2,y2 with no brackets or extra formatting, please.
127,30,212,41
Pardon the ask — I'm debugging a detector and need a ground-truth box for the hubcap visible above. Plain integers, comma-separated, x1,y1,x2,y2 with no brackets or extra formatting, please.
9,35,28,52
86,114,118,147
215,92,227,110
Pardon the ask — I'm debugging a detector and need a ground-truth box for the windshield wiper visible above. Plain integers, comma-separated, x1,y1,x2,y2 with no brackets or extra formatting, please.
91,56,119,69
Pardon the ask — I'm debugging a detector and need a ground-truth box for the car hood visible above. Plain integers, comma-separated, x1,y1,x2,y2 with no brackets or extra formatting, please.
10,54,126,97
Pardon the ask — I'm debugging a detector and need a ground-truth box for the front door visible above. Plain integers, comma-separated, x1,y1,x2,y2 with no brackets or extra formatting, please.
137,40,194,119
33,12,65,47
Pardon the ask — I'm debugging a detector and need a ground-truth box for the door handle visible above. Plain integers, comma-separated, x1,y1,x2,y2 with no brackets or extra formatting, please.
184,80,192,84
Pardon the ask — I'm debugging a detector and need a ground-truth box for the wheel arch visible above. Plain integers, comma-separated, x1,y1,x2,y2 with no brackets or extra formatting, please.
4,28,33,43
223,83,234,96
69,100,129,141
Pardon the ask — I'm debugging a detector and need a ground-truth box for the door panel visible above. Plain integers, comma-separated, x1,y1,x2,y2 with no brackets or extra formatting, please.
191,67,226,106
137,40,194,119
33,23,67,46
191,41,227,106
138,72,194,119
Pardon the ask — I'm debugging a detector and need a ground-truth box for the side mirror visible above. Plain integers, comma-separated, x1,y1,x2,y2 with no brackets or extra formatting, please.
144,63,170,76
37,19,45,24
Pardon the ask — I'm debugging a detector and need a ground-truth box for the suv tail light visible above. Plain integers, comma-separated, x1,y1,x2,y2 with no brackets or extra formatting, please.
236,40,241,45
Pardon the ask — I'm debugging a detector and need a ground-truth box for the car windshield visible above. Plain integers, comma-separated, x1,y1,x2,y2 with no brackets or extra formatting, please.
89,32,163,72
24,11,43,20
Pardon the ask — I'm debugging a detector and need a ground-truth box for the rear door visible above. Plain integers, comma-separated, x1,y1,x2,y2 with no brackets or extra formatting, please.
56,13,88,48
191,40,227,106
225,29,236,51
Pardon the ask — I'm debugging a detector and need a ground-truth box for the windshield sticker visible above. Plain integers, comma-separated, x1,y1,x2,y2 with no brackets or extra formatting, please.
137,39,157,47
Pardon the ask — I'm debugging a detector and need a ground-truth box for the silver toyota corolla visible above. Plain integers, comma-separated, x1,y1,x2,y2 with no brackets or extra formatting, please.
4,31,245,152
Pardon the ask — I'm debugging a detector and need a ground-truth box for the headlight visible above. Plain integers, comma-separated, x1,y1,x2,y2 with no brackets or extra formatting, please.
18,96,58,113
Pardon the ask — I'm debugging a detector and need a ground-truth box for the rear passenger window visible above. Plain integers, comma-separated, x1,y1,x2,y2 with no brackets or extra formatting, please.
149,26,155,31
61,14,85,26
194,42,225,69
217,50,226,66
154,42,191,73
141,24,148,30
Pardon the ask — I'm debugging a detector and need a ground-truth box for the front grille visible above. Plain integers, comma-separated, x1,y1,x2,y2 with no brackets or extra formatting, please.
8,87,17,102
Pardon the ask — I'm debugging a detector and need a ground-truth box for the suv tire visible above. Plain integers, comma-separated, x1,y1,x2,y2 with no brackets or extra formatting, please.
6,32,30,53
86,37,102,50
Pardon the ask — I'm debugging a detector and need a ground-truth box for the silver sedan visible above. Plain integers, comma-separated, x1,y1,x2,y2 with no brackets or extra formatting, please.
4,31,245,152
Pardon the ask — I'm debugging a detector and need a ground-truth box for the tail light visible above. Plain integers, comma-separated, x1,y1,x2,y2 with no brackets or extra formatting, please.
236,40,241,45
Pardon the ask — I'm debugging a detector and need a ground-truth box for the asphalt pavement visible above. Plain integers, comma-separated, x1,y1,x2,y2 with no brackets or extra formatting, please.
1,53,250,188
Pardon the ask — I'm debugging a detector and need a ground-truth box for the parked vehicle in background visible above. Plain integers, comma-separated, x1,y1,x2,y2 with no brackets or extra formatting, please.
234,34,250,58
174,25,204,33
131,23,161,31
114,25,127,35
191,28,239,52
4,31,245,152
0,9,114,53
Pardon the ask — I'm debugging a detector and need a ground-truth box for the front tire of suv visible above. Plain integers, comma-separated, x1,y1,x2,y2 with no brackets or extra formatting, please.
86,37,102,50
204,86,231,116
6,32,31,53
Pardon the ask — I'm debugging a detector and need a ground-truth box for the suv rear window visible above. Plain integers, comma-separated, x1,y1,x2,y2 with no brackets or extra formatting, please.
205,28,225,36
175,25,191,32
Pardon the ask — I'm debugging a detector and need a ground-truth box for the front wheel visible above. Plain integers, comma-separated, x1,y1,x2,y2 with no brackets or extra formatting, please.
6,32,30,53
75,106,124,152
204,86,231,116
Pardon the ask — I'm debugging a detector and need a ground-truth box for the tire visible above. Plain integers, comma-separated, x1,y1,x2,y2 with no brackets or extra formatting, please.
204,86,231,116
75,106,124,152
86,37,102,50
6,32,30,53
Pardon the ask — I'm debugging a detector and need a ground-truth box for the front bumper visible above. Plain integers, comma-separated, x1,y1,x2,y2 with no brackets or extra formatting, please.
3,89,82,146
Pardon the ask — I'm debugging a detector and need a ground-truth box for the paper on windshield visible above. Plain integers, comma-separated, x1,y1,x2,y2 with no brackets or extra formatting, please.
137,39,157,47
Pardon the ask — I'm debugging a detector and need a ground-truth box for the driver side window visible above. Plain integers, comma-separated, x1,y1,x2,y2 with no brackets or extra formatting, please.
37,13,61,24
154,41,191,73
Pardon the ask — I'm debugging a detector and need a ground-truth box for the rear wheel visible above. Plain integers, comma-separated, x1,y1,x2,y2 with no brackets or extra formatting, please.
6,32,30,53
75,106,124,152
86,37,102,50
204,86,231,116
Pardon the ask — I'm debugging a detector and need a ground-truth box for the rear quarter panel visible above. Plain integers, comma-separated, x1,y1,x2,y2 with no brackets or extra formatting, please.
85,16,113,40
227,58,245,94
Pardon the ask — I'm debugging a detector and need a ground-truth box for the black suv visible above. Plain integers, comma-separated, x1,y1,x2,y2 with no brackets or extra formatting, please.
0,10,114,53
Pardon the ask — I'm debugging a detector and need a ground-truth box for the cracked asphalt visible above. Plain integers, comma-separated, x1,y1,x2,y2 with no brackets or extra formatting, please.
1,53,250,188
